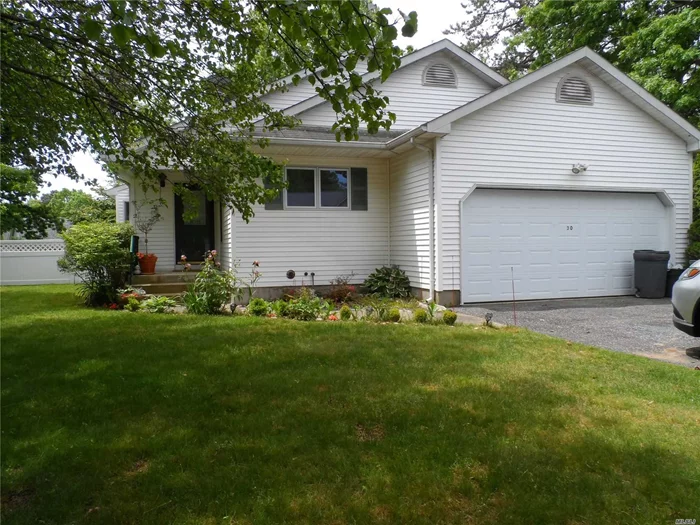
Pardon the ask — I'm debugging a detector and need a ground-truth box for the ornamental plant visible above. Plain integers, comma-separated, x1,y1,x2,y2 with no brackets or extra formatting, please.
443,310,457,326
183,252,259,315
58,222,134,306
132,199,163,256
363,266,411,298
248,298,269,317
286,288,331,321
413,309,428,324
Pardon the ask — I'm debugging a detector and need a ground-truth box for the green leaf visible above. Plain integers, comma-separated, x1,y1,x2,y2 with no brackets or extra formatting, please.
401,11,418,38
111,24,133,47
82,19,102,40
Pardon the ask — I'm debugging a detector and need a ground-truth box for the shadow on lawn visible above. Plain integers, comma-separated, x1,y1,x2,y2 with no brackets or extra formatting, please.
2,311,699,524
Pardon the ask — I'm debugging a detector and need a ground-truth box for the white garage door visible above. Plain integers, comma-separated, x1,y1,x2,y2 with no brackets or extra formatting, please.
461,189,668,303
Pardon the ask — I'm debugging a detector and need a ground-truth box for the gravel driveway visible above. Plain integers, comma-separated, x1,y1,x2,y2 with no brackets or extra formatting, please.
455,296,700,368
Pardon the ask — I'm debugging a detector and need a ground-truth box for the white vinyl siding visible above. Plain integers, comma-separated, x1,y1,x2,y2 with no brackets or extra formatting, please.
297,53,493,129
232,155,389,288
439,64,692,292
389,147,431,288
114,186,130,223
260,62,369,112
130,182,177,270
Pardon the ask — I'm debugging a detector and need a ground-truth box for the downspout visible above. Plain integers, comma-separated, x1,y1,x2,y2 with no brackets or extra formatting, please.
410,137,435,302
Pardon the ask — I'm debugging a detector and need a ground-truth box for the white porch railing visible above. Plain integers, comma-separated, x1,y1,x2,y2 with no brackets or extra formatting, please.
0,240,76,285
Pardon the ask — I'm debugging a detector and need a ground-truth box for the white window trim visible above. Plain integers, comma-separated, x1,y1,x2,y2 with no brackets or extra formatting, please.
283,166,352,210
284,166,317,209
318,167,350,209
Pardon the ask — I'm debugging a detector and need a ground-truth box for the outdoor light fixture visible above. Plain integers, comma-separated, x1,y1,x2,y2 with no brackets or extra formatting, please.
571,163,588,174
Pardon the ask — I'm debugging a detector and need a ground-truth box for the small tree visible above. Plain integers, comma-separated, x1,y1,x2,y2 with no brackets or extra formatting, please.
58,222,134,305
132,199,163,255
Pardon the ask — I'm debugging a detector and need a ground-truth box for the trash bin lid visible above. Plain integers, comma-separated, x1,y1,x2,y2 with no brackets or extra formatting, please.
633,250,670,261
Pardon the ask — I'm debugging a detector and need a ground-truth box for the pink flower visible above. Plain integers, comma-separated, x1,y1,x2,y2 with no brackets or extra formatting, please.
207,254,213,260
180,254,187,261
109,303,119,310
185,263,191,270
216,261,221,267
252,260,260,267
328,314,338,321
211,249,217,256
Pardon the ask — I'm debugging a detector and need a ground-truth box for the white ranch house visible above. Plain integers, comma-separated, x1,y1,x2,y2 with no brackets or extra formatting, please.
114,39,700,305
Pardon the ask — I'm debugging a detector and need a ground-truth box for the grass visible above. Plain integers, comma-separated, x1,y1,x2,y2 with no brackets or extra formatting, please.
1,285,699,524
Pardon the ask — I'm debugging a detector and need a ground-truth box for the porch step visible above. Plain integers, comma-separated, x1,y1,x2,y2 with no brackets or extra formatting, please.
137,282,189,295
133,272,195,285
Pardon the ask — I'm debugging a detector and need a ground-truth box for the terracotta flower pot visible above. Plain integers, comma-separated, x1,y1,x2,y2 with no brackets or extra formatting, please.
138,254,158,274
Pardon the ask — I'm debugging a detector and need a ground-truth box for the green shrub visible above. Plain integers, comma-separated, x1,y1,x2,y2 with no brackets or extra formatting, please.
688,242,700,262
286,288,330,321
124,296,141,312
141,295,176,313
414,309,428,323
689,219,700,243
443,310,457,326
58,222,134,306
271,299,290,317
183,251,246,315
339,304,352,321
388,308,401,323
363,266,411,298
248,297,269,316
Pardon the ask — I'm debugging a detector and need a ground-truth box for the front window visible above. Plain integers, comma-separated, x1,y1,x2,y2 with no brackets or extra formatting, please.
276,167,368,211
286,168,316,207
320,169,348,208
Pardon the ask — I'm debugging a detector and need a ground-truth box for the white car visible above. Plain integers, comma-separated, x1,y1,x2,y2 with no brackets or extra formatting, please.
672,260,700,336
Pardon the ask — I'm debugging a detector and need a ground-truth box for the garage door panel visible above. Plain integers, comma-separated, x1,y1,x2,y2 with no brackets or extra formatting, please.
461,189,667,303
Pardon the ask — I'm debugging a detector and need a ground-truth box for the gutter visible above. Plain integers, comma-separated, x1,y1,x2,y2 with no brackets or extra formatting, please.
410,137,435,302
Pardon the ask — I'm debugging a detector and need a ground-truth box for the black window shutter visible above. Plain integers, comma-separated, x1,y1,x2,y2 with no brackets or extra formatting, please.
351,168,368,211
263,177,283,210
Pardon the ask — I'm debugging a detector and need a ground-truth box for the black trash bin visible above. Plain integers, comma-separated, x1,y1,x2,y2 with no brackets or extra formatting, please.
633,250,670,298
666,268,684,297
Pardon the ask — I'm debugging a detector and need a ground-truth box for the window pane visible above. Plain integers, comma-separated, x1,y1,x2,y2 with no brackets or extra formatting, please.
320,169,348,207
286,168,315,207
351,168,368,210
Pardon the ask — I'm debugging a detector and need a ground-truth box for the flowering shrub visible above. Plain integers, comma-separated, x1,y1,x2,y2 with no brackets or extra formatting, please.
183,252,261,315
326,272,359,303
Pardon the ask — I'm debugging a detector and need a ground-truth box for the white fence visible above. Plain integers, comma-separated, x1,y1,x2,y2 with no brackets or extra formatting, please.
0,240,76,285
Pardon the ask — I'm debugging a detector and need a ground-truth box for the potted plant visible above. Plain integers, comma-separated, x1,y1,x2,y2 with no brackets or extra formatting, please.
133,199,163,275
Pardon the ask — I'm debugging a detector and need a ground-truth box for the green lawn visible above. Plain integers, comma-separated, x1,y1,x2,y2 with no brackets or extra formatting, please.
2,285,699,524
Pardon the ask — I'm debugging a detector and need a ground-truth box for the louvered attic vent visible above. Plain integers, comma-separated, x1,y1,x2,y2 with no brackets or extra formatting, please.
423,63,457,88
556,76,593,105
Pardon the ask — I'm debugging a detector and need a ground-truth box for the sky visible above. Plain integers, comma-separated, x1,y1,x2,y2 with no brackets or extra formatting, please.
50,0,468,196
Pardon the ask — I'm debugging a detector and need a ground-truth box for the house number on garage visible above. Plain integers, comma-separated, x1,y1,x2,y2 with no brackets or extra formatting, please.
566,225,574,231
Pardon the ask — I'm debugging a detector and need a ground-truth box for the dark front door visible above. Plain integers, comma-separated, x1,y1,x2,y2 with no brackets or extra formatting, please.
174,189,215,263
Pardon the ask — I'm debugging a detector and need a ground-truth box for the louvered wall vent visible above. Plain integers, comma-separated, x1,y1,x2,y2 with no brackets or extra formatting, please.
423,63,457,88
556,76,593,105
